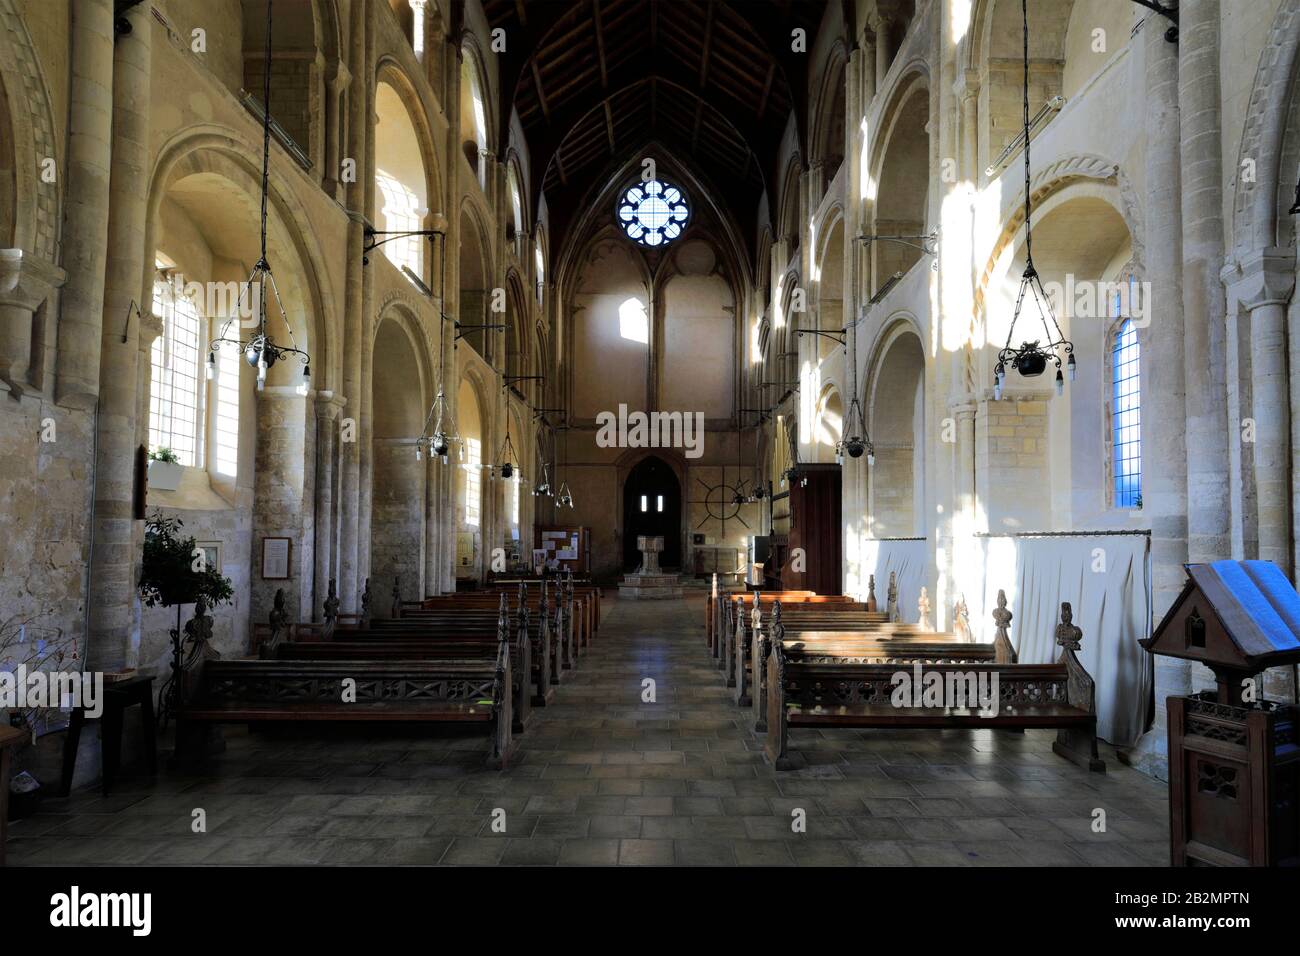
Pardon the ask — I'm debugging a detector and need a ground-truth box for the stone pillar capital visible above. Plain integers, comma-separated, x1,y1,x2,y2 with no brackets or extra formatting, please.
314,389,349,417
137,309,164,350
327,59,352,90
948,401,977,421
1222,247,1297,312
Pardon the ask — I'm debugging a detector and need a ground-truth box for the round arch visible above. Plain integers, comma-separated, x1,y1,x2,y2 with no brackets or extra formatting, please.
1232,0,1300,253
868,69,931,296
458,200,495,360
810,42,849,182
0,0,59,259
144,125,338,389
864,319,927,536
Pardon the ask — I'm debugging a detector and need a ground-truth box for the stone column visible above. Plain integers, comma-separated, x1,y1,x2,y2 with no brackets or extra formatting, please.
86,2,151,672
338,0,370,610
313,391,346,618
54,0,114,410
1129,14,1188,779
322,62,351,201
1179,0,1231,565
1224,248,1297,568
871,14,893,92
252,387,313,623
860,28,877,106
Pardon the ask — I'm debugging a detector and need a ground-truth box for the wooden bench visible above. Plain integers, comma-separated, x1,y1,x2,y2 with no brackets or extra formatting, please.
178,656,514,769
738,598,1008,717
273,627,535,731
722,597,886,689
399,602,571,680
365,605,556,707
764,602,1104,773
180,598,517,769
418,580,588,664
705,585,817,653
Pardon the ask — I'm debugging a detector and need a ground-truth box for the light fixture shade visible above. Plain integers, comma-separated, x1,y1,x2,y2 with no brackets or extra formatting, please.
431,432,449,456
1014,350,1047,378
501,462,513,479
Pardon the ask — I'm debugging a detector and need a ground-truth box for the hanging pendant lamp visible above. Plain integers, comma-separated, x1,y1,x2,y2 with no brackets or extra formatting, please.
992,0,1075,401
207,0,310,396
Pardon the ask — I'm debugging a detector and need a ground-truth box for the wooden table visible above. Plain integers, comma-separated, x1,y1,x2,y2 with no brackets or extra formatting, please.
60,673,157,798
0,724,26,866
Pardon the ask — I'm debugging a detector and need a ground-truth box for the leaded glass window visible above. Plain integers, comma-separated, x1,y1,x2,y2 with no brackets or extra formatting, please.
617,179,689,247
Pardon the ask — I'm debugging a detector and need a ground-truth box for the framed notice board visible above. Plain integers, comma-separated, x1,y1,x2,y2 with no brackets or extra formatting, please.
535,525,590,574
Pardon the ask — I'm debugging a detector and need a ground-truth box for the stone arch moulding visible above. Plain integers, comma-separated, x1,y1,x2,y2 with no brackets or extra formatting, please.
970,156,1142,397
144,125,340,391
866,66,931,191
1231,0,1300,255
809,40,849,169
973,153,1145,319
374,292,435,409
0,0,60,260
862,312,927,412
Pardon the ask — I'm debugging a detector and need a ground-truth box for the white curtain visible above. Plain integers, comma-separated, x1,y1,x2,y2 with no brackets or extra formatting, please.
967,534,1152,747
856,538,929,622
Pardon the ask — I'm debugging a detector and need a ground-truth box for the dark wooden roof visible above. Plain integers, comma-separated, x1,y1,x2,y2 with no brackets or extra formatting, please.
484,0,830,252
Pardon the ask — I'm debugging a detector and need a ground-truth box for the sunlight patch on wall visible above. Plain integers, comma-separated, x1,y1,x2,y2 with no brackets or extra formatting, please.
950,0,973,44
859,118,876,202
619,297,649,344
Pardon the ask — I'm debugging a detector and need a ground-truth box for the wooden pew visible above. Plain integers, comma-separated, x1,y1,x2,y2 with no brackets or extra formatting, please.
367,598,556,707
737,614,942,708
707,589,823,655
177,597,517,770
722,597,887,690
418,579,589,664
489,574,602,633
274,605,540,731
744,601,1015,729
410,590,574,679
764,602,1105,773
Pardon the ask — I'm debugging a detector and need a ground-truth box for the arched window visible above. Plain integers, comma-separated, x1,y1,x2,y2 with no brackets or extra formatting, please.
507,165,524,238
534,239,545,305
616,179,690,247
149,266,203,466
375,168,422,275
460,50,489,187
1109,295,1141,508
374,81,430,283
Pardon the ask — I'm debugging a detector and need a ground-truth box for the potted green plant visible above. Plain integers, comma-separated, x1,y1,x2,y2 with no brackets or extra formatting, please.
147,446,184,491
138,513,233,722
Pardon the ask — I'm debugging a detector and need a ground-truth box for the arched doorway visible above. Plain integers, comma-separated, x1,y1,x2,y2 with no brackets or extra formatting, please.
622,455,682,571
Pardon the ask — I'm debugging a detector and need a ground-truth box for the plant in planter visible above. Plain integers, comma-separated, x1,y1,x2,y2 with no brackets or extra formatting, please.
138,513,233,724
147,446,184,491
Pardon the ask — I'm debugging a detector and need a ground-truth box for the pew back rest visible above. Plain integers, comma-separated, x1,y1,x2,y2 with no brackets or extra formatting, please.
192,659,501,711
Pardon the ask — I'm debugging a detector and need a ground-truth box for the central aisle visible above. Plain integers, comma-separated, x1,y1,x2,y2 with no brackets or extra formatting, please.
5,592,1170,866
